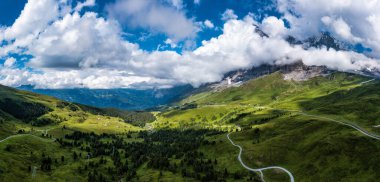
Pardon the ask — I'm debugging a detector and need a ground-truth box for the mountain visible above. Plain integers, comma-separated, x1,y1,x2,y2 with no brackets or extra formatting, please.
1,70,380,181
16,31,379,112
190,61,331,95
302,32,350,50
286,32,354,52
159,70,380,181
0,84,154,138
18,85,194,110
2,28,380,181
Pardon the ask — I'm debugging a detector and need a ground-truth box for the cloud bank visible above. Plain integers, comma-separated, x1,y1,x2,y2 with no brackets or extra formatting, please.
0,0,380,89
278,0,380,58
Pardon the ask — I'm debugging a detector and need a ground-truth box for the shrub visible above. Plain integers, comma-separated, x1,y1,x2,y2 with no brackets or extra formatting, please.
31,117,54,126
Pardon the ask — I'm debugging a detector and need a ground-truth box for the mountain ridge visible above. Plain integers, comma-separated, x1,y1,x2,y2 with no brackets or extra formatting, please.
17,85,194,111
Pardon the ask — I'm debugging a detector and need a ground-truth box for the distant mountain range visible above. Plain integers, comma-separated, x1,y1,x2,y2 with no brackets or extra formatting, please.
18,85,193,111
19,61,378,111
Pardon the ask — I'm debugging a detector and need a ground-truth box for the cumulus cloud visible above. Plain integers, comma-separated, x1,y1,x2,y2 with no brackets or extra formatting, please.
0,66,171,89
0,67,31,87
28,12,136,69
320,16,362,43
1,0,380,89
0,0,59,56
277,0,380,58
106,0,199,41
2,0,58,40
164,39,178,48
74,0,96,12
221,9,238,21
203,19,215,29
3,57,16,68
260,16,287,37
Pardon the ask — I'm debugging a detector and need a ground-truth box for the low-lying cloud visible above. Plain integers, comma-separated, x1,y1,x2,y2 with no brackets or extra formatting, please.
278,0,380,58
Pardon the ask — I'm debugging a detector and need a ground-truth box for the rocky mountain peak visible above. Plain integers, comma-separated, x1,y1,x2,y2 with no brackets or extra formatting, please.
209,61,330,91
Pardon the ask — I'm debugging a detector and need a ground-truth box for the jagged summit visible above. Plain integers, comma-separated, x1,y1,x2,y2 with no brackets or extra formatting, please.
209,61,330,91
282,62,330,81
286,32,350,51
303,32,349,50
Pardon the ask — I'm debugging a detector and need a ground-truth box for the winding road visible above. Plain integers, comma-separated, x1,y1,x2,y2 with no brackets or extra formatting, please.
0,134,29,143
227,103,380,181
299,112,380,140
227,133,295,182
0,134,54,143
254,106,380,141
0,126,59,144
359,79,375,85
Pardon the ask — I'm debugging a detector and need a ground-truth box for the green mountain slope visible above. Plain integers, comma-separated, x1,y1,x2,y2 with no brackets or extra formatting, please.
1,71,380,182
1,85,256,182
178,72,380,134
152,71,380,181
0,84,153,138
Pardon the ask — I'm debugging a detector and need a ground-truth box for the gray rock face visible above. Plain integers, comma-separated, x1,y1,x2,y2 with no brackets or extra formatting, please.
281,61,331,81
207,61,330,92
225,61,329,83
283,65,330,81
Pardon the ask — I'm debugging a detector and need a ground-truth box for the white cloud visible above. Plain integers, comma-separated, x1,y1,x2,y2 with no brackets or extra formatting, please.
221,9,238,21
25,14,377,88
74,0,96,12
164,39,177,48
321,16,361,43
106,0,199,41
194,0,201,5
0,67,167,89
28,12,136,69
261,16,287,37
1,0,380,89
203,19,215,29
2,0,58,40
0,0,59,57
3,57,16,68
277,0,380,58
164,0,183,9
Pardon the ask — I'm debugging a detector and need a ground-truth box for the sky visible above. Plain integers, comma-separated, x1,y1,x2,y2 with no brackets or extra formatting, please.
0,0,380,89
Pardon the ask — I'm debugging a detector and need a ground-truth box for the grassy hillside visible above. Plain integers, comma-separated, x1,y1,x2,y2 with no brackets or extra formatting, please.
1,71,380,182
0,85,157,137
0,85,260,182
151,71,380,181
178,72,380,133
227,112,380,181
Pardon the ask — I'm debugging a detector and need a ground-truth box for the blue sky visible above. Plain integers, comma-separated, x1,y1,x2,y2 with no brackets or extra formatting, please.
94,0,279,50
0,0,379,89
0,0,278,51
0,0,27,26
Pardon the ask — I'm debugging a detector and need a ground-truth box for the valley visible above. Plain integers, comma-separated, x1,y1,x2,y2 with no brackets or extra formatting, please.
1,70,380,181
2,1,380,181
